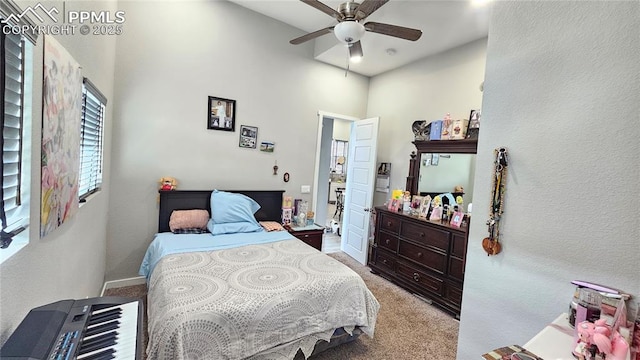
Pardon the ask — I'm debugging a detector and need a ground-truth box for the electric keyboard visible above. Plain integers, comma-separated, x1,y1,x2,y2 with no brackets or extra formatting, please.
0,296,143,360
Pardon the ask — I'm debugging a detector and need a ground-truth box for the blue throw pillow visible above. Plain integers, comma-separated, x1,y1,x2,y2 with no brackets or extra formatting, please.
207,221,262,235
208,190,262,234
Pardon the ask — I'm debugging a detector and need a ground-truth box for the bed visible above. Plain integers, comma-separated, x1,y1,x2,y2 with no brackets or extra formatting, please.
139,190,380,359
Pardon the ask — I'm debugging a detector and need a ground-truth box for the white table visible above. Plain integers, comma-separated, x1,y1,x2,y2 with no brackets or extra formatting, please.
523,313,630,360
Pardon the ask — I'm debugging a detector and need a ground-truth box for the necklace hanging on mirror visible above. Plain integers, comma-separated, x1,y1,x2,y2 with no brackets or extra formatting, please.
483,147,509,256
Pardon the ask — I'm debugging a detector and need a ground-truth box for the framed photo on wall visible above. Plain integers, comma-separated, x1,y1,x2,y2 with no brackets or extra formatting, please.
208,96,236,131
239,125,258,148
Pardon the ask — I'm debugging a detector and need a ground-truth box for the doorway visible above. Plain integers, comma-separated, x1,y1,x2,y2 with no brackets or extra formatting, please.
312,112,357,254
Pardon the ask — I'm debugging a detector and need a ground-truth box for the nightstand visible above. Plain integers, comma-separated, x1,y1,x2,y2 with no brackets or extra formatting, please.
286,223,324,251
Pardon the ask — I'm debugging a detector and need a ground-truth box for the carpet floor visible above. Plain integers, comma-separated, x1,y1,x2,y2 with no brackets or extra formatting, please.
104,252,459,359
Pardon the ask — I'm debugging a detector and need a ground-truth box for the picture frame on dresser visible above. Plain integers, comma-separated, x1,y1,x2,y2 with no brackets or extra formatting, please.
450,211,464,227
208,96,236,131
419,195,431,218
387,198,400,212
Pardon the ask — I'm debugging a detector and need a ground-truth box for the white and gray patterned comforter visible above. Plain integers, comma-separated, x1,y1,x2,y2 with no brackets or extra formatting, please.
146,238,380,360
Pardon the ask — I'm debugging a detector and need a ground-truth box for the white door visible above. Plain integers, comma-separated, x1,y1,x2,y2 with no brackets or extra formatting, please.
341,117,379,264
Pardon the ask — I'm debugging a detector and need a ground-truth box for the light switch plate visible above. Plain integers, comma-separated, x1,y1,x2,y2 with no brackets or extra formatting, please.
301,185,311,193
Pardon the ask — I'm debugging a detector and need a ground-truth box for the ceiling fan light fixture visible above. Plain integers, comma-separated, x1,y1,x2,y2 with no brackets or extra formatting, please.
334,21,365,44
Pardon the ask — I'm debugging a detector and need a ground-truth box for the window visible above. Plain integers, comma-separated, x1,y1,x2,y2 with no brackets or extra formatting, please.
1,26,33,253
330,140,348,174
79,78,106,200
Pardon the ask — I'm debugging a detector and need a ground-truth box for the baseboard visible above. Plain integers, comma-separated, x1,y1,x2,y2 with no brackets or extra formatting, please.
101,276,146,295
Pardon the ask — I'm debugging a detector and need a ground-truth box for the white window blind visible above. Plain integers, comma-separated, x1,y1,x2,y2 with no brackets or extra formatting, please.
79,79,106,200
1,0,35,255
1,25,29,249
2,29,23,214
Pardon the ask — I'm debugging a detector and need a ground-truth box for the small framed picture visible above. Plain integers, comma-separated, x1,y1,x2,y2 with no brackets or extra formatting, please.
207,96,236,131
387,198,400,212
431,153,440,166
410,195,423,215
419,195,432,218
282,208,292,225
466,109,480,139
411,195,422,209
260,141,274,152
239,125,258,149
450,211,464,227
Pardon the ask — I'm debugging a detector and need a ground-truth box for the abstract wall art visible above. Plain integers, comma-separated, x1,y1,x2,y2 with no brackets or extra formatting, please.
41,35,82,238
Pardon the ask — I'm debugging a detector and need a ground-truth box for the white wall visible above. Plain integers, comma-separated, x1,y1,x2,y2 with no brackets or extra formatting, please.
0,0,116,343
106,1,370,280
367,38,487,206
457,2,640,358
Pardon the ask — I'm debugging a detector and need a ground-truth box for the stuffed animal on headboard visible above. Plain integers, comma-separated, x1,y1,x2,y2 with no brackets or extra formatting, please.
159,177,178,191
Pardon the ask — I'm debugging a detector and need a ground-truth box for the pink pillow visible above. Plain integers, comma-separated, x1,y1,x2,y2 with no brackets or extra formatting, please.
259,221,285,232
169,210,209,232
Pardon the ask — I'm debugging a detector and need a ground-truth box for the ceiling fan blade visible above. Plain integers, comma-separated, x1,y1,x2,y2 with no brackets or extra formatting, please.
349,41,363,58
354,0,389,21
300,0,343,20
289,26,334,45
364,21,422,41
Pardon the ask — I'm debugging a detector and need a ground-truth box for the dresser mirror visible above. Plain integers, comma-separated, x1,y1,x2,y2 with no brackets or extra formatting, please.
419,152,476,203
406,139,478,203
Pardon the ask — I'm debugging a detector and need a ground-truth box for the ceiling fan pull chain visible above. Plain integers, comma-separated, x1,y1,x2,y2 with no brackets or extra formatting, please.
345,51,350,77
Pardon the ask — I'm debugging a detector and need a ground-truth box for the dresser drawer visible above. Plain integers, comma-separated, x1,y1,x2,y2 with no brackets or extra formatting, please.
397,262,443,295
444,283,463,308
400,222,450,252
378,213,401,234
451,233,467,258
290,230,323,251
398,240,447,274
448,257,465,282
376,232,399,253
373,249,396,273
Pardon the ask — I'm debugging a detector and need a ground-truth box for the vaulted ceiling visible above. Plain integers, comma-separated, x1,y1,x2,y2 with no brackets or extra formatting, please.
229,0,491,76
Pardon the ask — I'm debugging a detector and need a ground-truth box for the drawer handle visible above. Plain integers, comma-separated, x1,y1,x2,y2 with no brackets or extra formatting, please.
385,239,391,245
420,232,425,237
413,273,420,282
382,259,388,265
304,234,309,238
417,252,423,258
387,221,393,227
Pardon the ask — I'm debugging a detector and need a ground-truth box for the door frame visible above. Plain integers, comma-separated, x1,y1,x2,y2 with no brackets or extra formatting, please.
312,111,359,233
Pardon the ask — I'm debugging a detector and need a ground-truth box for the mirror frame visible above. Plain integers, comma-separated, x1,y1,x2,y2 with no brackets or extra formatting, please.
406,139,478,195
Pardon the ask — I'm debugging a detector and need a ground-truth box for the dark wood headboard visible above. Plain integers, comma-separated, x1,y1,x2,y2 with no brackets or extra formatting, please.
158,190,285,233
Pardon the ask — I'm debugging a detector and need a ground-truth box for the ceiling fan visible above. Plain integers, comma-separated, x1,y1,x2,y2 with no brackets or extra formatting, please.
290,0,422,59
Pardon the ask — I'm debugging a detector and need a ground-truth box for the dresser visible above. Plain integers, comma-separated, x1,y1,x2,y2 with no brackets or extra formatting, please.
368,206,468,318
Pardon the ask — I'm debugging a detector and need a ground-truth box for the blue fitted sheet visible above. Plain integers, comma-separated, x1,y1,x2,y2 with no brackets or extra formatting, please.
138,230,295,279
